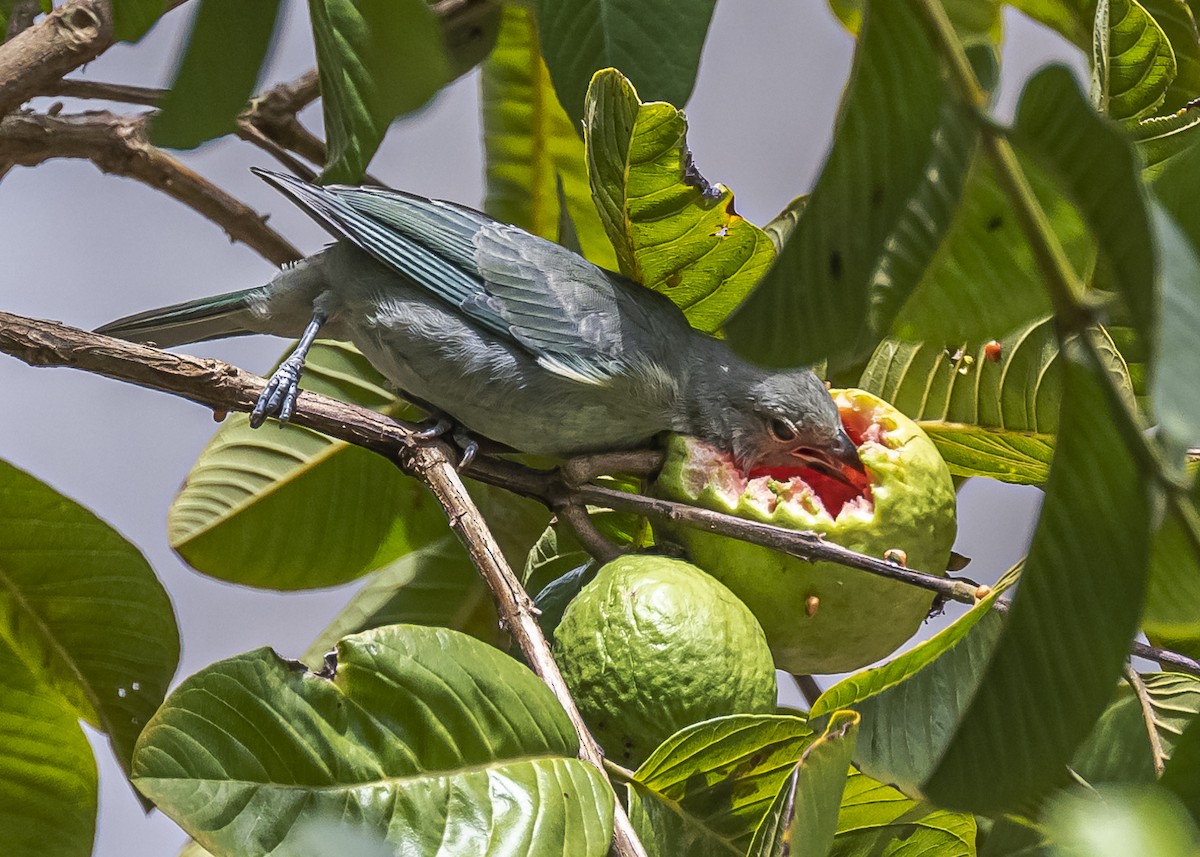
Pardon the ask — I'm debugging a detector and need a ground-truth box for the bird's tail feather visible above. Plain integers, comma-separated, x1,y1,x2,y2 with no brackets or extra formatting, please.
95,288,263,348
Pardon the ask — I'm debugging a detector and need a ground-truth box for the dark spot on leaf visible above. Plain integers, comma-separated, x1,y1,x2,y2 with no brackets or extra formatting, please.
871,185,884,207
665,272,683,289
986,215,1003,231
683,150,723,202
829,251,843,280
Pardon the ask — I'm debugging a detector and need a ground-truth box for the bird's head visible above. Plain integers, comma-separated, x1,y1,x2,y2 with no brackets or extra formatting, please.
725,370,867,489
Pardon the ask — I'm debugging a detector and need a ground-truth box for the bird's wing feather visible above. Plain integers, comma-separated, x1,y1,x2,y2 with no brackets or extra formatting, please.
255,169,633,385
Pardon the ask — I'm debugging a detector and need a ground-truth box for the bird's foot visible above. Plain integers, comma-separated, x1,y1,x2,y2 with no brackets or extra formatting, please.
561,449,665,488
251,355,306,428
453,427,480,471
405,412,482,471
411,415,454,441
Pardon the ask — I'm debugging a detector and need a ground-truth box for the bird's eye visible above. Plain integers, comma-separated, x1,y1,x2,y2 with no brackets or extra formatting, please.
768,417,797,442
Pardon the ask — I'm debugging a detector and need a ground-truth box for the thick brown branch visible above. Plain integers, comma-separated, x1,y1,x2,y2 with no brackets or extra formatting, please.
0,0,112,117
0,0,186,118
0,109,300,265
0,309,647,857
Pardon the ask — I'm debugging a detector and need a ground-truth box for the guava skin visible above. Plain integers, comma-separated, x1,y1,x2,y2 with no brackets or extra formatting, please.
552,555,777,767
655,389,957,675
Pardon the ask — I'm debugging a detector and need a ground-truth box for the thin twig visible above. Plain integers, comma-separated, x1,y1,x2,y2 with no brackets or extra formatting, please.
49,77,164,105
0,109,300,265
51,72,323,178
1123,663,1167,776
793,675,823,709
557,503,624,564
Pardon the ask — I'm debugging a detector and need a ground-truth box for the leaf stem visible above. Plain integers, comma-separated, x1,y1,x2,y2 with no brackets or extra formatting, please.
1123,663,1167,776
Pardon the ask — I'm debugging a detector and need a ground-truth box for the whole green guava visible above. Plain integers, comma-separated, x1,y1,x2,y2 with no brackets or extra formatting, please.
552,554,777,767
654,388,957,674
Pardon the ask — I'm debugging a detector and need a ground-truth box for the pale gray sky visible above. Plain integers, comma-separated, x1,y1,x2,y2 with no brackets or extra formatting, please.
0,3,1074,854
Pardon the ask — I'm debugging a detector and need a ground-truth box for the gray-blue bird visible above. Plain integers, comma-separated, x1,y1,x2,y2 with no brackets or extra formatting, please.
98,169,863,481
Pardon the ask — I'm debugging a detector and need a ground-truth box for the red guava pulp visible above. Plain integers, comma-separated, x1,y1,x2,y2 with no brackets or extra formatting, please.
655,388,957,674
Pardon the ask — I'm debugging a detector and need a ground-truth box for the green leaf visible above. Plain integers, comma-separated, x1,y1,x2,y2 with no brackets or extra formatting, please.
1093,0,1178,121
1148,199,1200,466
921,347,1153,812
830,769,976,857
1008,0,1093,48
0,638,97,857
1132,105,1200,178
1149,118,1200,458
133,624,614,856
481,5,617,269
628,714,814,856
889,152,1091,347
726,0,965,373
302,534,502,667
310,0,453,183
531,0,717,123
0,459,179,775
1161,712,1200,821
111,0,169,42
1144,475,1200,653
1043,784,1200,856
861,319,1132,484
583,69,775,334
1072,672,1200,785
747,711,859,857
828,0,1003,43
150,0,282,149
762,196,809,254
810,571,1014,794
1142,0,1200,112
1015,65,1156,348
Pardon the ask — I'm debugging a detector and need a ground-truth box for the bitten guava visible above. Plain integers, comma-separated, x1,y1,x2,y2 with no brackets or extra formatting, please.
655,388,957,674
552,554,777,766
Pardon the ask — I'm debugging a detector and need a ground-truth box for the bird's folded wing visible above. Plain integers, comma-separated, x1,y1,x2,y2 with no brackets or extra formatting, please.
255,169,628,385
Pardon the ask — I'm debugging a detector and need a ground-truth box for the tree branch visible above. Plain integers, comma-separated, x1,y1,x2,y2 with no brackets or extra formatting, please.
0,0,185,118
0,109,300,265
0,0,112,118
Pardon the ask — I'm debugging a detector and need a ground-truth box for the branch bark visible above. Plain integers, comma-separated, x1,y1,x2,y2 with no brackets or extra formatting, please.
0,0,113,118
0,109,300,265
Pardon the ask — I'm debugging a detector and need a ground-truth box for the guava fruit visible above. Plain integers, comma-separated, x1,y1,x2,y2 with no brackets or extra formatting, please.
552,554,777,766
654,388,957,674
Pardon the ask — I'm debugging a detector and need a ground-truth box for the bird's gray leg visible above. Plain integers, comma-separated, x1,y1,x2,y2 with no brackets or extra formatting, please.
250,312,326,428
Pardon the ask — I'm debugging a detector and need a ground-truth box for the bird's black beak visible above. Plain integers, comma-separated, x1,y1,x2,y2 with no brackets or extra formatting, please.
795,429,868,489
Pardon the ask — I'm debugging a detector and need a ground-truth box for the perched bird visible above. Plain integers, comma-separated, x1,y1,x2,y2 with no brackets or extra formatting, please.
98,169,863,483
